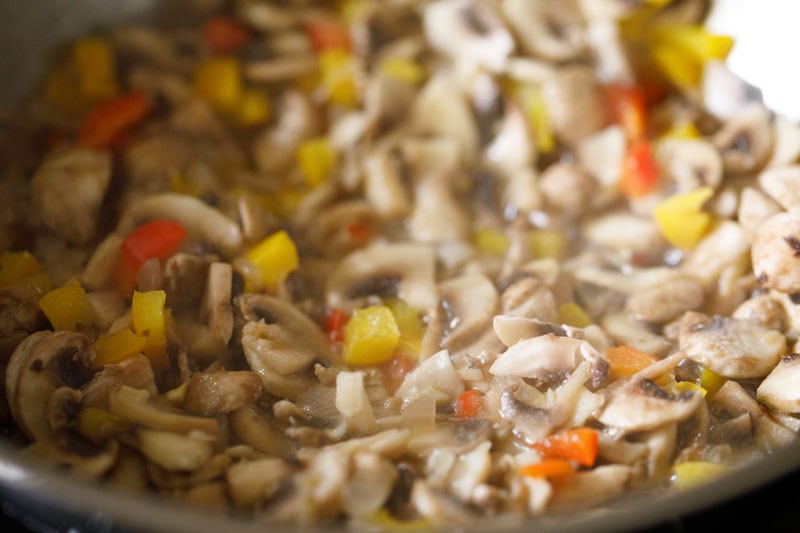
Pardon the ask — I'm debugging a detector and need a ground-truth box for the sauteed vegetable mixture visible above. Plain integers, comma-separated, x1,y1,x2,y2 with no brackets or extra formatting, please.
2,0,800,528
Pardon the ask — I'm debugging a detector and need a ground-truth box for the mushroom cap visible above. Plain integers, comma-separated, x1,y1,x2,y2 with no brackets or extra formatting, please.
6,331,95,441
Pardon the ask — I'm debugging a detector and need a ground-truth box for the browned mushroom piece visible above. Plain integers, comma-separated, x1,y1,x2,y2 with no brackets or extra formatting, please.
182,369,263,416
0,287,45,360
6,331,95,441
712,103,774,175
31,149,112,246
502,0,586,62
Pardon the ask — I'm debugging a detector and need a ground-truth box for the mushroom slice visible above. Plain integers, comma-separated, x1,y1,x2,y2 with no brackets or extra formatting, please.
625,276,705,324
757,354,800,413
679,312,786,379
252,90,317,175
326,242,437,312
118,193,243,257
136,428,214,472
19,439,119,480
752,211,800,294
0,286,45,359
163,253,214,310
109,385,220,437
758,164,800,211
737,187,781,242
6,331,95,441
656,138,723,191
229,405,292,456
541,65,604,146
597,379,702,433
363,149,411,218
341,452,398,518
489,334,597,381
30,148,111,245
424,0,514,73
395,350,464,405
577,125,626,187
409,72,478,164
80,353,157,409
549,465,631,512
767,114,800,167
439,274,499,352
227,457,292,510
712,103,774,175
502,0,586,62
182,370,263,416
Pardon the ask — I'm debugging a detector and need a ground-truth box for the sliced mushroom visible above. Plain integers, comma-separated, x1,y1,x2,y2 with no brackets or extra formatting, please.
712,103,774,175
582,211,666,259
489,334,597,382
229,404,292,456
163,253,215,310
758,164,800,211
751,210,800,294
341,452,399,518
500,275,558,321
732,293,786,331
182,370,262,416
656,138,723,192
598,379,703,433
30,149,111,245
737,186,781,242
395,350,464,405
252,90,317,175
549,465,630,512
403,137,470,243
601,312,673,357
539,162,595,214
424,0,514,72
227,457,292,510
80,234,124,291
108,385,220,437
409,72,478,164
19,439,119,480
326,242,437,311
363,148,411,218
625,276,705,324
577,125,626,187
0,286,45,360
136,428,214,472
502,0,586,62
118,193,243,257
756,354,800,413
766,114,800,168
438,274,499,352
682,221,750,289
679,312,786,379
6,331,95,441
541,65,604,146
80,353,157,409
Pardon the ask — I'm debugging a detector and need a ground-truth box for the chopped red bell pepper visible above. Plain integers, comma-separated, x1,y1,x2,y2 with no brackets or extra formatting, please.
306,18,351,53
78,91,152,150
346,220,373,247
202,15,251,54
604,84,647,141
325,307,348,343
519,459,576,479
531,427,599,468
118,219,187,296
456,389,483,419
619,140,659,199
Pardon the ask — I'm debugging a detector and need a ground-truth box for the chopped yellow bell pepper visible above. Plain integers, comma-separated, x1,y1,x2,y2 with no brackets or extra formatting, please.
298,137,337,188
0,251,52,294
660,120,701,140
558,302,592,328
516,83,554,153
653,186,714,249
529,230,566,260
194,57,242,112
72,36,119,101
236,89,271,126
131,290,169,369
38,283,95,331
342,306,400,366
651,43,703,89
672,461,727,489
92,328,148,368
246,230,300,289
319,49,358,106
338,0,367,24
368,509,430,531
474,228,510,256
380,57,424,85
42,62,91,116
385,298,424,360
652,25,735,65
669,380,707,398
76,407,128,444
700,367,726,396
